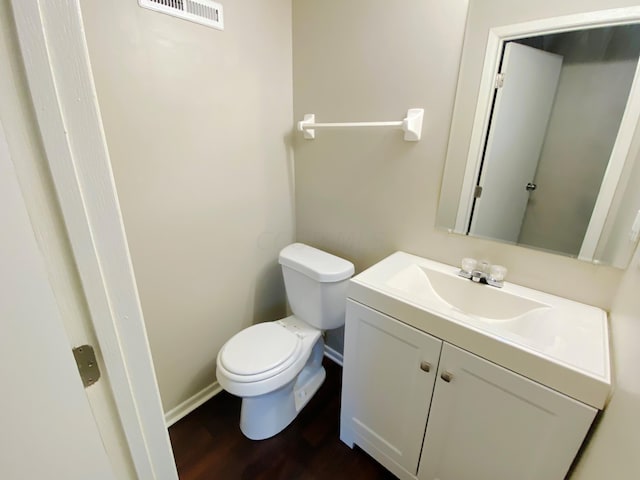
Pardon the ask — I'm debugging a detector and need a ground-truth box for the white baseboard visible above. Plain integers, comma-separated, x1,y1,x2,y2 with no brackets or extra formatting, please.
164,381,223,427
323,344,344,366
165,348,342,427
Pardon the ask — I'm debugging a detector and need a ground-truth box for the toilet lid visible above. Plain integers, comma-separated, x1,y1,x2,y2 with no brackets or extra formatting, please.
219,323,302,377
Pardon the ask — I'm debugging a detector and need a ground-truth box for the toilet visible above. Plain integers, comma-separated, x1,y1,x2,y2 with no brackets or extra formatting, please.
216,243,354,440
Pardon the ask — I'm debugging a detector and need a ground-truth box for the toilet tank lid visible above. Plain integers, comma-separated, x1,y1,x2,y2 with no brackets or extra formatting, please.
279,243,354,283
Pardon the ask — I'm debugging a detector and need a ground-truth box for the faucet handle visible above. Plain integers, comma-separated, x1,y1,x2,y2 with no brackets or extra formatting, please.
488,264,507,287
459,257,477,278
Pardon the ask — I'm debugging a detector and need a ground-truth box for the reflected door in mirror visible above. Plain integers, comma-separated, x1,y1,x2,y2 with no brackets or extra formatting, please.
469,43,562,242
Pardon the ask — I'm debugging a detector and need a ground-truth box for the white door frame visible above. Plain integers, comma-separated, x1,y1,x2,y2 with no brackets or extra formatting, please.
11,1,177,479
455,6,640,260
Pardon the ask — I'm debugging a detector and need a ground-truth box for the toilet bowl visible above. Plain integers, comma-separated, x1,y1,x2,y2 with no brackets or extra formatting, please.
215,243,354,440
216,316,325,440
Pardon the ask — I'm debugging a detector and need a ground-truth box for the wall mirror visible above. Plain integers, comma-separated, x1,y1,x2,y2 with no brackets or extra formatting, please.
437,5,640,268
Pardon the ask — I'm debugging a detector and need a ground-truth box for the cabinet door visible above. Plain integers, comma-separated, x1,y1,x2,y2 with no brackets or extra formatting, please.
418,343,597,480
341,300,442,479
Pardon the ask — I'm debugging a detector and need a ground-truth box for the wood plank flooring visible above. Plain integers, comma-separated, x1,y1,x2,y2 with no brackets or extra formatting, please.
168,358,396,480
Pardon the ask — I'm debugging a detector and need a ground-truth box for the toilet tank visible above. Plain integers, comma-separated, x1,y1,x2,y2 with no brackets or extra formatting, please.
278,243,355,330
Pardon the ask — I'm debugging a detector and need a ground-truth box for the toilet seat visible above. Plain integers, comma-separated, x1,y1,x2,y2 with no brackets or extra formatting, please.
217,316,323,398
218,322,303,383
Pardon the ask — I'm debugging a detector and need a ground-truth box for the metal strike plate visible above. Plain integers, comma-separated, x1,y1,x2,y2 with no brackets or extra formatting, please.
72,345,100,388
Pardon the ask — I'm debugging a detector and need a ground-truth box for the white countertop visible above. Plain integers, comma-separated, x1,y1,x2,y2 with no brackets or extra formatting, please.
348,251,612,409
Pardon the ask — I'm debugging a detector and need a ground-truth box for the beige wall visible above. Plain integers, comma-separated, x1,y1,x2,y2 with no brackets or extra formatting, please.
79,0,295,412
572,244,640,479
293,0,625,351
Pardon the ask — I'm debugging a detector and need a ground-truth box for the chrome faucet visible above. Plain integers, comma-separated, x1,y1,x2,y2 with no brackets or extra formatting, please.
471,261,490,284
459,258,507,288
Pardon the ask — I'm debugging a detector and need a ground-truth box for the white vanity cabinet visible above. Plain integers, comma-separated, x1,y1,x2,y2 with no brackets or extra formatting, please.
341,299,598,480
340,300,442,478
418,342,596,480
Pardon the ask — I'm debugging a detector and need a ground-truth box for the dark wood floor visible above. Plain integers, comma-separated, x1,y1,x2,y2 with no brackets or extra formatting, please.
169,359,396,480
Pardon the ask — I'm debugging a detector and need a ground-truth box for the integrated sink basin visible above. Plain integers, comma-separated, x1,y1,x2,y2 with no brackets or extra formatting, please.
387,264,549,320
348,252,611,409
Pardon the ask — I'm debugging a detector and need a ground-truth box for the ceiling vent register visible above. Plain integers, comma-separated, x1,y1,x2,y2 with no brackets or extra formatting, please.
139,0,224,31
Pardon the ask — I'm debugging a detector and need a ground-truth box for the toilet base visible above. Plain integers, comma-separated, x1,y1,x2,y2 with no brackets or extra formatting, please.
239,338,325,440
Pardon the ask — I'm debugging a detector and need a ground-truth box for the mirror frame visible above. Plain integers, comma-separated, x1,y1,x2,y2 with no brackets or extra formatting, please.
450,6,640,262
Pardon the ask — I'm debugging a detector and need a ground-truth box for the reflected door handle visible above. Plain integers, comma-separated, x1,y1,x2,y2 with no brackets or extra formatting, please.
526,182,537,192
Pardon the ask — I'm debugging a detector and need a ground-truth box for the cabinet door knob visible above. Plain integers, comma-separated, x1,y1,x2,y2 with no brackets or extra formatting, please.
440,371,453,383
420,361,431,372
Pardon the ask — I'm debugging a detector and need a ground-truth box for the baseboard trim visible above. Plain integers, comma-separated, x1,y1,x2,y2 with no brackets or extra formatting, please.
166,348,342,426
323,344,344,366
164,381,223,427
